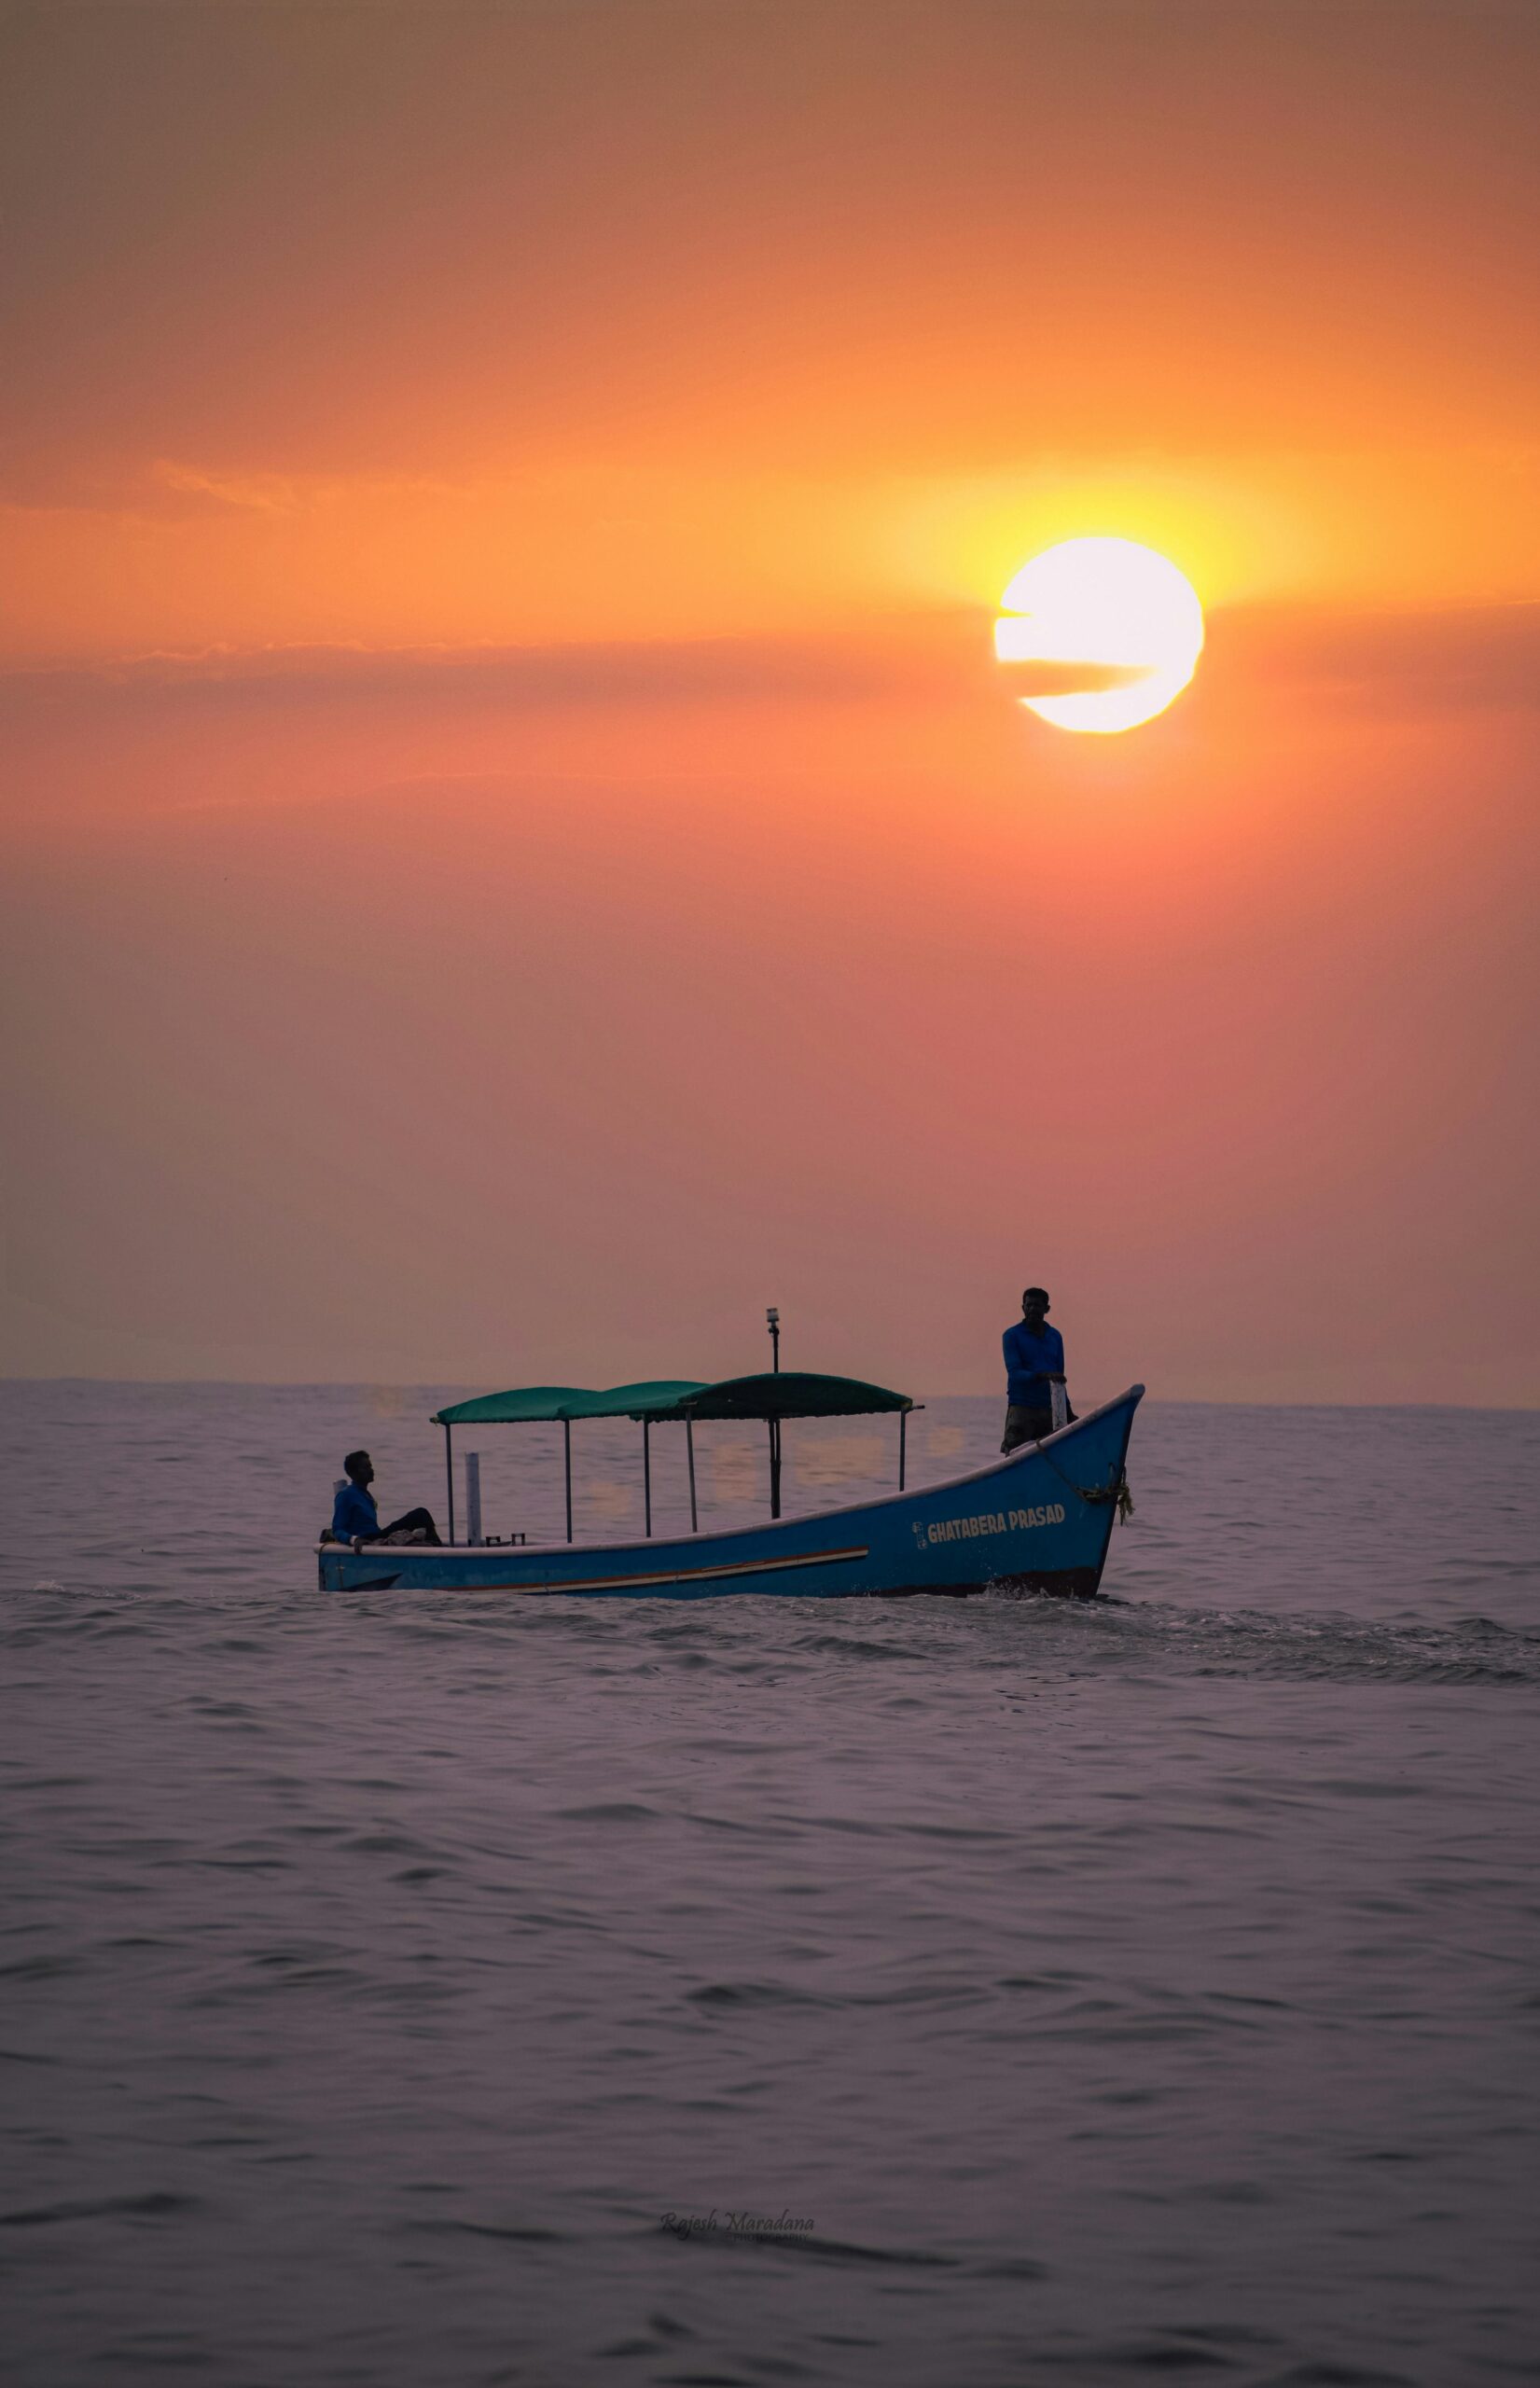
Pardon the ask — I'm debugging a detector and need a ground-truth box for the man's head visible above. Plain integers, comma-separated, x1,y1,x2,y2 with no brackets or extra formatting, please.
1020,1287,1050,1329
344,1450,374,1487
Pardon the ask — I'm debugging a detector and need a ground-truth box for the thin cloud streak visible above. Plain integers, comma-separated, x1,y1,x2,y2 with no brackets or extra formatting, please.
1,604,1535,719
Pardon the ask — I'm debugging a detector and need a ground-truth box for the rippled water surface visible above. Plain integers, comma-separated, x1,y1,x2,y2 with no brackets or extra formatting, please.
4,1385,1538,2388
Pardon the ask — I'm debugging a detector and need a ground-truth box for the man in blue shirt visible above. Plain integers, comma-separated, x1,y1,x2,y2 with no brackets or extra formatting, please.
1001,1287,1072,1452
328,1450,441,1547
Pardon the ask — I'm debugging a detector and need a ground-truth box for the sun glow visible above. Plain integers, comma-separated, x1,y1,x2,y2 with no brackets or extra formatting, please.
993,538,1205,732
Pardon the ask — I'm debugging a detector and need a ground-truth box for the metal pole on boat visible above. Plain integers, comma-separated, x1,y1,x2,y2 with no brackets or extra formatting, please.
444,1423,455,1545
687,1419,698,1532
766,1308,781,1509
899,1407,907,1490
563,1418,573,1543
643,1418,653,1537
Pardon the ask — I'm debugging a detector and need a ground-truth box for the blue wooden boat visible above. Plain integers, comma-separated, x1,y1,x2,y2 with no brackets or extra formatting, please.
316,1371,1142,1600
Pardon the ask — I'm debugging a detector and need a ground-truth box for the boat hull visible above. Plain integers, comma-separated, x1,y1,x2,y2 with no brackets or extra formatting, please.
316,1386,1142,1600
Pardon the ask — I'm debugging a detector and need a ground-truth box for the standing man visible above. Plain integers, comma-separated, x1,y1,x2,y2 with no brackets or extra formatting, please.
1001,1287,1071,1452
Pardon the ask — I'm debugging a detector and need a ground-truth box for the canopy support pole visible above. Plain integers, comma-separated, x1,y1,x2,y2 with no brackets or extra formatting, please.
899,1408,907,1490
563,1419,573,1542
687,1419,698,1533
644,1419,653,1537
444,1423,455,1545
769,1418,782,1519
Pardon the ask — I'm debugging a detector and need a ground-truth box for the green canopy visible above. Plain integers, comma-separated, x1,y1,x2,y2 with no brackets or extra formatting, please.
431,1380,707,1427
432,1371,910,1428
430,1368,917,1540
673,1371,912,1422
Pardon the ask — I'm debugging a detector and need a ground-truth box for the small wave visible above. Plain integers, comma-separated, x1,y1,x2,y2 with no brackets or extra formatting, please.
556,1800,660,1824
687,1981,836,2010
0,2192,198,2229
404,2215,565,2244
663,2220,958,2268
792,1633,934,1661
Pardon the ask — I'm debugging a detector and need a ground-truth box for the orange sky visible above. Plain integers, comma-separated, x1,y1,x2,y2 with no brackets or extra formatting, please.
3,2,1536,1401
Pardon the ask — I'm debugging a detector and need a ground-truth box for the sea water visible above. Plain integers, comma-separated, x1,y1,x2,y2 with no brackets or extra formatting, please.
2,1385,1537,2388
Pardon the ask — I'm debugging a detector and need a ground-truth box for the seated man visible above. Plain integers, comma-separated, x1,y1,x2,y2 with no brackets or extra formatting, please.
1001,1286,1074,1452
327,1449,441,1547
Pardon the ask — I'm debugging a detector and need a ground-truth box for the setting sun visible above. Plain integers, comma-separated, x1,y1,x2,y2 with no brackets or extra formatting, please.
993,537,1205,732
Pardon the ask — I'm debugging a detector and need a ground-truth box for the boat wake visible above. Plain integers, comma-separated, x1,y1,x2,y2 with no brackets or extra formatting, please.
983,1585,1540,1687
